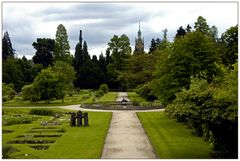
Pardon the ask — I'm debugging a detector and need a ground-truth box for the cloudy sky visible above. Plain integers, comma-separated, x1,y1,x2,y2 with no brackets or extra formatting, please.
3,2,238,59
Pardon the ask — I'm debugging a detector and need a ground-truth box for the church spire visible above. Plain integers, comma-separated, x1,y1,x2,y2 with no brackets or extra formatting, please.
138,22,141,39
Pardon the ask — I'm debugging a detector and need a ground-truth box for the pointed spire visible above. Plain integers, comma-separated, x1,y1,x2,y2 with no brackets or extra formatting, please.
138,22,141,39
79,30,82,44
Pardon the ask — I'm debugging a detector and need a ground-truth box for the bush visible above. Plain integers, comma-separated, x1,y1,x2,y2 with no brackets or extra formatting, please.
165,63,238,158
3,116,33,126
95,90,104,98
2,144,18,159
99,84,109,94
29,109,55,116
2,83,16,100
136,83,156,101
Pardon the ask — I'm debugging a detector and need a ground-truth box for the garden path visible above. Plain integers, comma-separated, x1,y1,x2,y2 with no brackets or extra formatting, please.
100,92,157,158
101,111,157,159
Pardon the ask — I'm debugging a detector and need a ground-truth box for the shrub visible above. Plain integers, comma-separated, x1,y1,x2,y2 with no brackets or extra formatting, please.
99,84,109,94
136,83,156,101
29,109,55,116
3,116,33,126
95,90,104,98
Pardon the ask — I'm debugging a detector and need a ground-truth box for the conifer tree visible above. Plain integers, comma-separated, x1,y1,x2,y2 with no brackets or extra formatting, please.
2,31,15,60
54,24,71,62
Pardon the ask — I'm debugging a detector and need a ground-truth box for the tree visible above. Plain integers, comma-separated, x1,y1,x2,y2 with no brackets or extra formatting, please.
220,25,238,67
52,61,75,102
73,30,91,88
149,38,157,53
99,84,109,94
82,41,90,62
2,31,15,61
32,68,60,103
54,24,71,63
2,58,24,92
105,49,113,65
165,63,238,158
175,26,186,39
152,31,220,105
2,83,16,101
210,25,218,40
120,54,156,89
32,38,55,68
186,24,192,33
21,84,40,103
73,30,83,73
194,16,210,35
108,34,132,70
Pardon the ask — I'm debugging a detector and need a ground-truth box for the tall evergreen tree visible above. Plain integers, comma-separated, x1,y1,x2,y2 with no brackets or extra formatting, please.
73,30,83,73
82,40,90,62
2,31,15,60
54,24,71,63
186,24,192,33
149,38,157,53
175,26,186,39
105,49,112,65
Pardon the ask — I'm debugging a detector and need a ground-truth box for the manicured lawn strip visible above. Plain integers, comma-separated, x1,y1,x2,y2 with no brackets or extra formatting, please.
127,92,146,102
3,90,96,107
97,92,118,103
137,112,212,159
3,108,112,159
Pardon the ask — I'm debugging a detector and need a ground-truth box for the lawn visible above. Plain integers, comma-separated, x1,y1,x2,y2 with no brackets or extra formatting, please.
127,92,146,102
96,92,118,103
137,111,212,159
2,108,112,159
3,90,116,107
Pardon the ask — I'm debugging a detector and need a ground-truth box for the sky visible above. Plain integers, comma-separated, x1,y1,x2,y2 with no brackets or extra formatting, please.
2,2,238,59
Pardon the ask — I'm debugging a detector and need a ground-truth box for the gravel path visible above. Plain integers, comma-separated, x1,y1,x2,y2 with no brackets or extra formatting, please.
116,92,130,102
100,92,157,158
101,112,157,159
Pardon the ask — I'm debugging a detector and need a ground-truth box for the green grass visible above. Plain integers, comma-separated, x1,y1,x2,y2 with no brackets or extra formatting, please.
3,91,119,107
97,92,118,103
2,108,112,159
128,92,146,102
137,111,212,159
3,90,97,107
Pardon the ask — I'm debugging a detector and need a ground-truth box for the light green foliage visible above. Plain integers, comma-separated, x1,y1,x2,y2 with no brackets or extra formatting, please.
54,24,71,63
108,34,132,70
152,30,220,105
99,84,109,94
20,61,75,103
138,112,212,159
33,68,60,103
52,61,76,102
21,84,39,102
194,16,210,34
3,83,16,101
